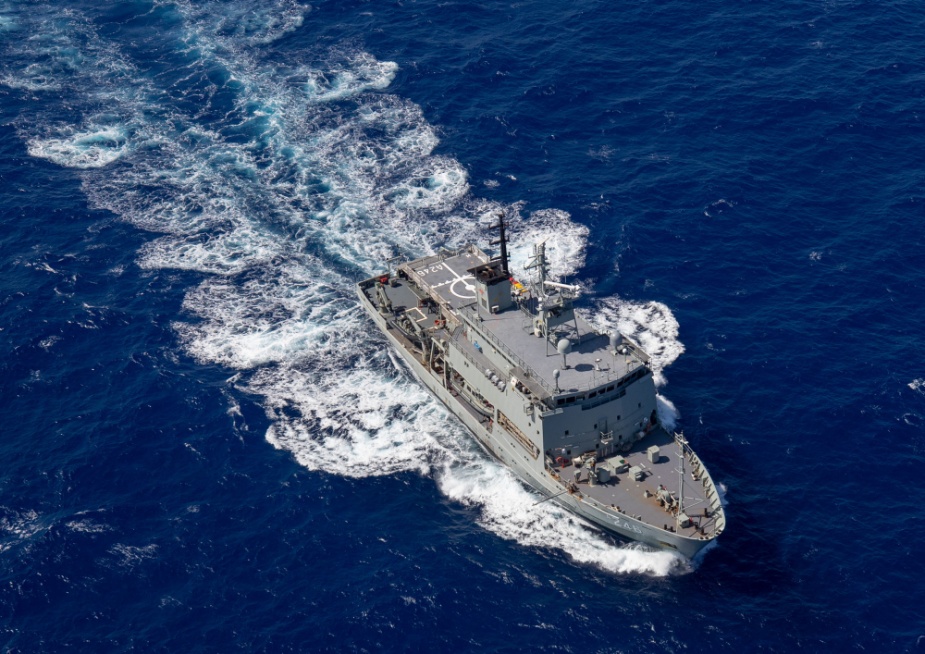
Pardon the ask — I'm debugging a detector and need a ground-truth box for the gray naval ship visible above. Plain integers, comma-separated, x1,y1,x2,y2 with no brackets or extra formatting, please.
357,215,725,558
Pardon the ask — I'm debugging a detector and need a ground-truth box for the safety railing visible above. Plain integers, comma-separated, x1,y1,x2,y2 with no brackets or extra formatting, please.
456,304,554,395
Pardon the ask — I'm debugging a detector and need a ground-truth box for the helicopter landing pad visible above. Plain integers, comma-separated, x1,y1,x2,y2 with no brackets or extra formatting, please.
411,250,484,309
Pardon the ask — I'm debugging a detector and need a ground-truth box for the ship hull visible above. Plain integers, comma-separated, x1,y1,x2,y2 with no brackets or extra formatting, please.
357,285,714,560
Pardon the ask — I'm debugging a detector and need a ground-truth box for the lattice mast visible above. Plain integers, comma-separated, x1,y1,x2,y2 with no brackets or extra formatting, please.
488,211,510,277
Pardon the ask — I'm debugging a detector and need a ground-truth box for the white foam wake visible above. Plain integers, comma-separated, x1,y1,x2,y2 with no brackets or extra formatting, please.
7,0,690,575
306,52,399,102
28,125,130,169
437,461,686,575
585,296,685,388
506,207,590,281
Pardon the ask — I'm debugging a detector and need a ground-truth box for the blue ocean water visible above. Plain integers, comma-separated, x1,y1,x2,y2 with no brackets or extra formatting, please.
2,0,924,650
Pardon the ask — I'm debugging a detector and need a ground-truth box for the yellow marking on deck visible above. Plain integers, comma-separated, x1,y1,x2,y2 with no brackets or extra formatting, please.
405,307,428,322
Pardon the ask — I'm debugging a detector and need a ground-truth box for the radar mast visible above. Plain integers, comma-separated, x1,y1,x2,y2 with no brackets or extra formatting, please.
487,211,510,278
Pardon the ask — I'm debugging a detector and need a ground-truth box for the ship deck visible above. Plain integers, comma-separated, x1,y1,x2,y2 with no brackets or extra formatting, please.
461,304,640,396
550,427,719,542
406,250,643,397
407,249,485,310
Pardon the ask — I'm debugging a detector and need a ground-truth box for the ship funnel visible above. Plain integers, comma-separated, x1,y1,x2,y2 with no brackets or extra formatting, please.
557,338,572,368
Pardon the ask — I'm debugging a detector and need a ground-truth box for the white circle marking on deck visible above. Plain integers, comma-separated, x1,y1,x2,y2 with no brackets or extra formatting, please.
450,277,476,299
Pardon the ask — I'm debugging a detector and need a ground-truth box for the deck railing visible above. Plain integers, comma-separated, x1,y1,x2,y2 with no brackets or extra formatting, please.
456,304,555,395
456,304,652,398
451,327,507,382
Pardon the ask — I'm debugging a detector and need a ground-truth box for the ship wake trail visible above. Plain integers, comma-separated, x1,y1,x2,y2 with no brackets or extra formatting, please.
5,0,690,574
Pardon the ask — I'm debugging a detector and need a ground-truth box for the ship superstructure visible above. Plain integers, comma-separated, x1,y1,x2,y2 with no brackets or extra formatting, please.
356,215,725,558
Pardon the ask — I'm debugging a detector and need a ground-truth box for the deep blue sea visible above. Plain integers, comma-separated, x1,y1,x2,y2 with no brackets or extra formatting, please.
2,0,924,651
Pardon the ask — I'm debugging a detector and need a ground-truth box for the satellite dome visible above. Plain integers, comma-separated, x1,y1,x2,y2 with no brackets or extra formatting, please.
557,339,571,369
609,332,624,351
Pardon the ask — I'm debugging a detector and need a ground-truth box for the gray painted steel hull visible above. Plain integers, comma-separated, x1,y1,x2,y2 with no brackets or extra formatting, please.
357,284,717,560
